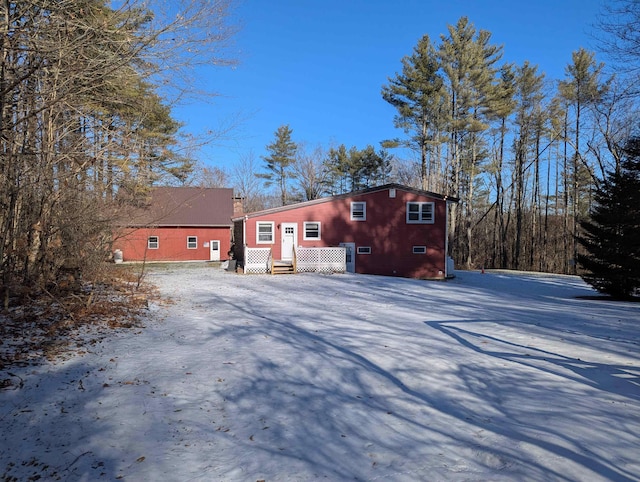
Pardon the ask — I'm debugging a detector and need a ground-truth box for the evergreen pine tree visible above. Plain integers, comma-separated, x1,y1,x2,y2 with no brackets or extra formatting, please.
577,137,640,299
559,48,607,273
381,34,446,190
258,125,298,205
323,145,392,193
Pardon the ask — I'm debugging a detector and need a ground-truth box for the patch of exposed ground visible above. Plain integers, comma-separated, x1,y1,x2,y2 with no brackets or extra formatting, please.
0,273,157,375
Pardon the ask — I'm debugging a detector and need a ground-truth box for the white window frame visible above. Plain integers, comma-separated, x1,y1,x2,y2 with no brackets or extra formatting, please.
148,236,159,250
187,236,198,249
413,245,427,254
303,221,321,240
351,201,366,221
357,246,371,254
406,202,435,224
256,221,275,244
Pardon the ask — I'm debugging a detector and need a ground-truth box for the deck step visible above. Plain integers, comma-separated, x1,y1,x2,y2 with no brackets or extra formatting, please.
272,261,295,274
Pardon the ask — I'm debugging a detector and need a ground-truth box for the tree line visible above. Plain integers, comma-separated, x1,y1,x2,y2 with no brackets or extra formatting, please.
253,124,394,205
226,14,638,277
2,0,638,303
0,0,235,303
381,17,618,274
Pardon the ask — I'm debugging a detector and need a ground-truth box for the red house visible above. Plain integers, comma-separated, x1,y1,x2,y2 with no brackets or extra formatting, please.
232,183,457,279
114,187,234,263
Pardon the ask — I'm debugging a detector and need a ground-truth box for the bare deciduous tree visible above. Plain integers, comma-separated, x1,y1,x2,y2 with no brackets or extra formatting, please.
232,151,265,213
291,144,329,201
0,0,237,304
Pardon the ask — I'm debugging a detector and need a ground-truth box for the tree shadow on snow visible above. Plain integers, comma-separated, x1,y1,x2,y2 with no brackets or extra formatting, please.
426,318,640,482
0,357,124,481
186,280,626,480
167,269,640,480
426,320,640,401
576,295,640,302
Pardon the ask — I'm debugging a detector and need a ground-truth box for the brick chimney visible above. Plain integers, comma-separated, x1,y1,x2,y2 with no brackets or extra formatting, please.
233,196,244,216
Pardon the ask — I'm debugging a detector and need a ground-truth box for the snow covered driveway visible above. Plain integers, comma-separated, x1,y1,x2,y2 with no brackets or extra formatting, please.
2,266,639,481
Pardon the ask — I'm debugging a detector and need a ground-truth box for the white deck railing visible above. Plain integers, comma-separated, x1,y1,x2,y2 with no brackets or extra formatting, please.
243,246,346,274
244,247,271,274
296,247,346,273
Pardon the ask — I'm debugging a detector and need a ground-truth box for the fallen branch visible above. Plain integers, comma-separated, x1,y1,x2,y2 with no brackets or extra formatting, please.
64,450,93,472
43,288,76,323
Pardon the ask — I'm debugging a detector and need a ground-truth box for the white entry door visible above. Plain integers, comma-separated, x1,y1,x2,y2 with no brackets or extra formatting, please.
340,242,355,273
281,223,297,261
209,240,220,261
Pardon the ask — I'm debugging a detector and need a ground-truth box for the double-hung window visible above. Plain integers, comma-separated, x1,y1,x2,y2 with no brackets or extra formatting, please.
351,201,366,221
406,202,434,224
148,236,159,249
187,236,198,249
303,222,321,240
256,222,274,244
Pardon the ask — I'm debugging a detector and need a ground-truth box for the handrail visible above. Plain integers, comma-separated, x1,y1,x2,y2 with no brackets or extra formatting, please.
269,248,274,274
292,246,297,273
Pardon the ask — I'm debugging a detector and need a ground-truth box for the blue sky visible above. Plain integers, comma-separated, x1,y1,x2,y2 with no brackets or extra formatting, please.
173,0,605,171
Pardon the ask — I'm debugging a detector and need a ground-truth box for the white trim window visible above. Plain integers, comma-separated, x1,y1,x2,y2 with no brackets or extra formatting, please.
148,236,159,249
303,222,321,240
187,236,198,249
406,202,434,224
357,246,371,254
351,201,366,221
256,221,275,244
413,246,427,254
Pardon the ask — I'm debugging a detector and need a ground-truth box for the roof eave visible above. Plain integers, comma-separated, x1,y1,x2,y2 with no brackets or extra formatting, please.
235,183,458,219
120,223,233,228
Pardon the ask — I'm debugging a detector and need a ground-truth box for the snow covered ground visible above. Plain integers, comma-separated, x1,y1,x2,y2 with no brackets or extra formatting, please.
1,265,639,481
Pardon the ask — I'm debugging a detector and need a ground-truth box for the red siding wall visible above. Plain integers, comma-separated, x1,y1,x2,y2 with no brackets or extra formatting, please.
243,187,448,278
114,226,231,262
